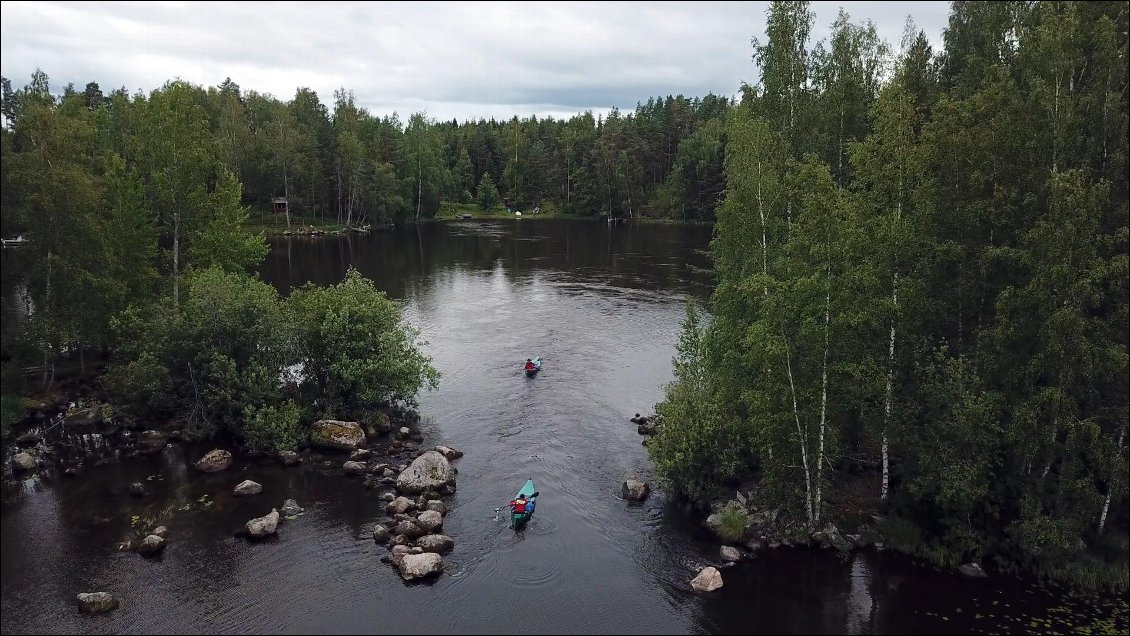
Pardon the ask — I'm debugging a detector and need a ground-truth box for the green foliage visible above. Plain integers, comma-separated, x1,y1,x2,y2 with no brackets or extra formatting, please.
476,172,501,211
109,268,291,437
648,304,751,504
714,501,750,543
0,394,23,437
287,268,439,418
188,167,268,273
651,0,1128,592
242,401,304,453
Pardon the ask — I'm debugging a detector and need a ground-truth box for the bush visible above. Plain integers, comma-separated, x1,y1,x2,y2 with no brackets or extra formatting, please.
1,394,23,436
287,268,439,418
109,267,292,441
715,502,749,543
242,401,303,453
109,267,438,456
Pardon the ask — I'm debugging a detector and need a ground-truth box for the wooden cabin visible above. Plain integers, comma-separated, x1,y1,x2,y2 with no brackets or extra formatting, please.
272,197,288,215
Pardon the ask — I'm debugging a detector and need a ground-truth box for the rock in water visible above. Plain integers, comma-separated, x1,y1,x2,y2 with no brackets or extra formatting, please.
234,480,263,496
11,452,36,472
76,592,119,614
398,553,444,581
395,451,455,494
280,499,304,516
621,479,650,502
959,562,987,578
691,566,724,592
137,534,166,556
245,509,280,538
194,449,232,473
309,420,366,451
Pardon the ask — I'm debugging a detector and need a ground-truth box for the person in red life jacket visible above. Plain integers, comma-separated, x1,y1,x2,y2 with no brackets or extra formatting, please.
510,495,528,514
525,358,536,372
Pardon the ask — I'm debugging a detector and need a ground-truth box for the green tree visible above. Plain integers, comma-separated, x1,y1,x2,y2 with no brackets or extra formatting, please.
476,172,501,211
287,268,439,418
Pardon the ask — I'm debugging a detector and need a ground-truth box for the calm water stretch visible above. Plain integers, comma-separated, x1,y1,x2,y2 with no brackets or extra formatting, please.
1,220,1120,634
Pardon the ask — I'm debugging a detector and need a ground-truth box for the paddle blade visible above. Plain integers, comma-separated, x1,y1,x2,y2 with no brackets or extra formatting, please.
532,491,540,498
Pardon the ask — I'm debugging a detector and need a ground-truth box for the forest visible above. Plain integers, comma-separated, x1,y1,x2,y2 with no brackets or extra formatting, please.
0,0,1126,590
649,1,1128,589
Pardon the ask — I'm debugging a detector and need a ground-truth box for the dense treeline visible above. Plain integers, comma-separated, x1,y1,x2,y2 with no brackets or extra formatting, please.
1,75,732,229
650,1,1128,588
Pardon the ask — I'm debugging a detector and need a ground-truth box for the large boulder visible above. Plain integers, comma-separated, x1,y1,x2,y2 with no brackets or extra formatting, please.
245,509,280,538
11,452,36,472
395,451,455,494
16,431,42,447
137,534,166,556
310,420,365,451
622,479,650,502
416,534,454,554
135,430,168,454
398,553,444,581
349,449,371,461
426,500,447,516
234,480,263,496
76,592,119,614
416,510,443,533
343,461,368,475
280,499,304,516
194,449,232,473
959,562,987,578
691,566,724,592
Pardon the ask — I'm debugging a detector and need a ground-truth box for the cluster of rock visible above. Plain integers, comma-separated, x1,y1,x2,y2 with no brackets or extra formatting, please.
630,413,659,445
28,408,460,613
372,449,460,582
689,492,992,589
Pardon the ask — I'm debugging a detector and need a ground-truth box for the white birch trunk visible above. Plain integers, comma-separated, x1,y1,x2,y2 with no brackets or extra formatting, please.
882,274,898,500
1098,429,1124,532
172,210,180,305
785,338,814,528
815,286,830,526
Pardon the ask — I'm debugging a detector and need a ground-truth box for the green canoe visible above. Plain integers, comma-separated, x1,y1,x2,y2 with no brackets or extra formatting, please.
511,478,537,528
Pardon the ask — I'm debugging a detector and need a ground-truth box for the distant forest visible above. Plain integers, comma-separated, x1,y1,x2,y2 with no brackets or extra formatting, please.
1,76,732,229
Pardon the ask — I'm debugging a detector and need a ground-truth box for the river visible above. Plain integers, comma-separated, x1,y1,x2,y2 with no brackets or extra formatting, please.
1,219,1122,634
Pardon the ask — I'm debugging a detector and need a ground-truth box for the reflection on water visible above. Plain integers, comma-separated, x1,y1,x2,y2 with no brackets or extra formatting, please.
2,220,1121,635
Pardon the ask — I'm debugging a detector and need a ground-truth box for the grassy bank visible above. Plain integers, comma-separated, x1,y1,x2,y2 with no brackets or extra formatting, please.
433,201,567,220
244,212,351,236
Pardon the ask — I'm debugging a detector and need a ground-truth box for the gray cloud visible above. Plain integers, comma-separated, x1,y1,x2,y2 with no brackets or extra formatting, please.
0,1,950,122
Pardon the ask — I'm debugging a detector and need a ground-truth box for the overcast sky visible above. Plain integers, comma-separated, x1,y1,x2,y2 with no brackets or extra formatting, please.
0,1,951,122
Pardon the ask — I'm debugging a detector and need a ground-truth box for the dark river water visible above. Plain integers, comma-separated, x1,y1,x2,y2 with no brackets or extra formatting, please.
1,220,1123,634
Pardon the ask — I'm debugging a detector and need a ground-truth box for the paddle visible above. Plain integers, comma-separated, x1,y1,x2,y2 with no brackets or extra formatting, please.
494,491,541,513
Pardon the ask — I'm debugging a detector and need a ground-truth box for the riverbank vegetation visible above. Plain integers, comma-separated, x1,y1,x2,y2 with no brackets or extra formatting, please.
648,1,1128,590
0,75,438,451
